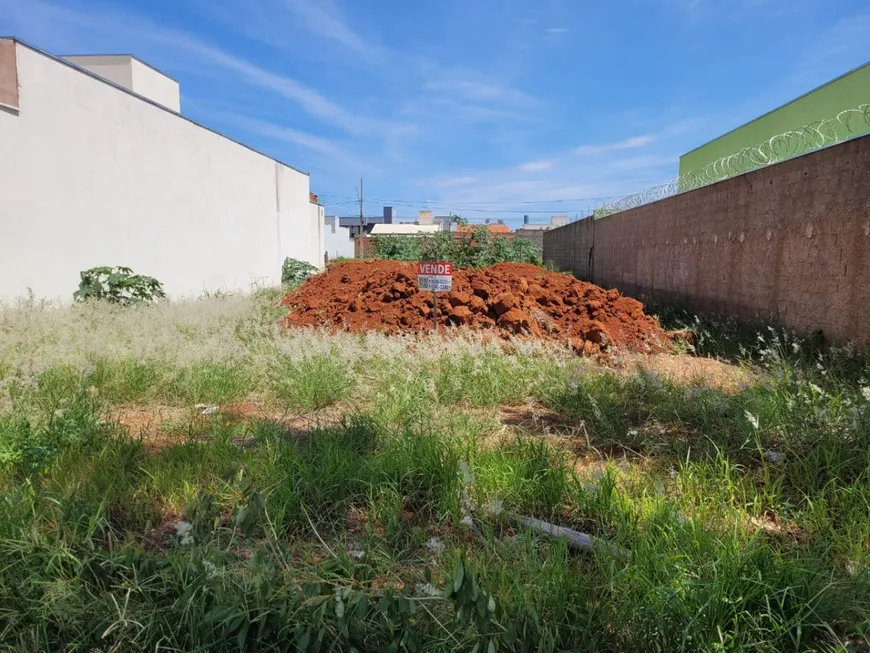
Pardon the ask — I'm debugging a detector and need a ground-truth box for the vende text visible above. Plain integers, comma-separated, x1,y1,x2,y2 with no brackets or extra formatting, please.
417,262,453,276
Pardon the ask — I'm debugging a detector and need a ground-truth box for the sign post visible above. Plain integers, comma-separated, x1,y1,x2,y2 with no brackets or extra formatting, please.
417,261,453,331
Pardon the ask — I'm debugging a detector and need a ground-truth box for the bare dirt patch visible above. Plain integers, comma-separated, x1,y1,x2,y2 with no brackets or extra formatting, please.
105,402,344,450
611,352,754,393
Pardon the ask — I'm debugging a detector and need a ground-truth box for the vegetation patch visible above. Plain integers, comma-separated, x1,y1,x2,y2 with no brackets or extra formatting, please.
371,225,541,268
73,266,165,306
1,291,869,651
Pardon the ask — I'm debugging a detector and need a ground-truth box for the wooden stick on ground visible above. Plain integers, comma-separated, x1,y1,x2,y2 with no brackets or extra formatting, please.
508,512,631,559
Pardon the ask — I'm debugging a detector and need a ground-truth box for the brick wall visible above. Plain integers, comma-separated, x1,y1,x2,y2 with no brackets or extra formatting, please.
543,134,870,343
354,236,377,259
0,39,19,111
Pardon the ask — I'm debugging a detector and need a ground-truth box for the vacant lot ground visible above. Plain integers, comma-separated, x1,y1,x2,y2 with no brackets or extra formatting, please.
1,291,868,652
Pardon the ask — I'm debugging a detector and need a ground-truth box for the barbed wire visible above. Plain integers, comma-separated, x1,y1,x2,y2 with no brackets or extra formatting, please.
594,104,870,217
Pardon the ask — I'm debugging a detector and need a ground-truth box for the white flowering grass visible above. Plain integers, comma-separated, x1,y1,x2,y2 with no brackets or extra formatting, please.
0,293,580,413
1,292,870,651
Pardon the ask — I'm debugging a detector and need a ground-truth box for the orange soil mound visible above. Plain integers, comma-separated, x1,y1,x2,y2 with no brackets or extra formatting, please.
281,261,667,353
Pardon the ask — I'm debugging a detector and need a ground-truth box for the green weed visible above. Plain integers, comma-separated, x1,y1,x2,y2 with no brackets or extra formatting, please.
1,293,870,651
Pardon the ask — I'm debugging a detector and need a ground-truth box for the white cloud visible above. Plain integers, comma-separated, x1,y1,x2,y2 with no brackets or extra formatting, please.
409,118,701,219
575,134,656,156
281,0,381,59
176,38,379,135
668,0,704,12
519,160,554,171
797,10,870,72
412,149,678,217
403,64,542,129
208,112,365,169
424,74,539,109
546,28,570,34
438,176,478,188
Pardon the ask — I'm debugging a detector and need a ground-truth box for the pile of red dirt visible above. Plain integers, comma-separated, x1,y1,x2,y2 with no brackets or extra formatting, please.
281,261,667,353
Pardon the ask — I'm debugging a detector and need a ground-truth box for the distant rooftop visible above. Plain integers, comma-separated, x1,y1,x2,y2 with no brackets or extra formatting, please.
370,224,441,236
457,222,511,235
515,224,551,231
60,53,178,82
63,53,180,112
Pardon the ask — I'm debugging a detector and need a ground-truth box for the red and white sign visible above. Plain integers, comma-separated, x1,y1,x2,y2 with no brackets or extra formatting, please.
418,261,453,292
418,262,453,276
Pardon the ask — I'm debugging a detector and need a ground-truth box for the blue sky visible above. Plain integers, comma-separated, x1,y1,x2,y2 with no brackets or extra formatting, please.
2,0,869,225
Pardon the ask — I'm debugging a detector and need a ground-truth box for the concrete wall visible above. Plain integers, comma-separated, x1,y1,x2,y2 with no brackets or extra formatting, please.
514,228,545,253
131,58,180,113
63,55,181,112
544,134,870,344
0,40,320,301
324,215,354,260
64,55,133,91
679,62,870,178
307,202,327,267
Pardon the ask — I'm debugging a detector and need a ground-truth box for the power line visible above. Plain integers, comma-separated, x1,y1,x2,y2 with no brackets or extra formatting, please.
330,207,592,215
320,197,600,214
316,193,615,206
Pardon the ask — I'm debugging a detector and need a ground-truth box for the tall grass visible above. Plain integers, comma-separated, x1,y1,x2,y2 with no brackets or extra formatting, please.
1,293,869,651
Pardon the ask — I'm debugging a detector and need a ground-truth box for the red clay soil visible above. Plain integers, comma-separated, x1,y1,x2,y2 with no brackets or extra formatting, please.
281,261,667,353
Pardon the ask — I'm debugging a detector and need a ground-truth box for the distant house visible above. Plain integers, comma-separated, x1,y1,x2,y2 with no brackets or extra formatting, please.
324,215,354,260
456,220,511,236
339,207,396,237
369,224,441,236
417,210,454,231
514,216,571,251
0,38,323,300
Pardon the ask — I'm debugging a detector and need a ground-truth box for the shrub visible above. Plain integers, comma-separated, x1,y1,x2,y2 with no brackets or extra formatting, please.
73,266,165,305
372,224,542,268
281,257,318,286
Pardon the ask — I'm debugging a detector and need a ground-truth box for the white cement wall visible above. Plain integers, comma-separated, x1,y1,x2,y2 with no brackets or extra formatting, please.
0,41,320,301
324,216,354,260
131,59,181,113
63,55,133,90
302,201,327,269
63,55,181,113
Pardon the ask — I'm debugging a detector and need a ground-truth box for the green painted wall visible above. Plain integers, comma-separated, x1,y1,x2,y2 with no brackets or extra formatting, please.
679,62,870,180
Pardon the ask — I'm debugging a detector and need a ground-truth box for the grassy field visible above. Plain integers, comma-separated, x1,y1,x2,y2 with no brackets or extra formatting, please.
1,290,869,652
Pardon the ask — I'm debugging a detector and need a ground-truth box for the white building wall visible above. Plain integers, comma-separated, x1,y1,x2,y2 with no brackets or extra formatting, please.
0,41,320,301
130,58,181,113
324,216,354,260
63,55,133,90
62,55,181,113
296,200,326,268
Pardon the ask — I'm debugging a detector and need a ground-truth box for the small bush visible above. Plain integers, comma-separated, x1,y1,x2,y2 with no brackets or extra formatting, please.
281,257,318,287
73,266,165,305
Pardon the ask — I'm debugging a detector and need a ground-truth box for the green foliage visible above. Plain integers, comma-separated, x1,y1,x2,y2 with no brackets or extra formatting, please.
0,370,108,474
372,224,542,268
73,266,165,305
268,353,353,411
4,294,870,651
173,361,255,406
281,257,318,286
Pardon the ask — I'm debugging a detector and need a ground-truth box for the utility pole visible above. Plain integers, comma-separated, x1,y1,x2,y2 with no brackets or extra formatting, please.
358,177,364,259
